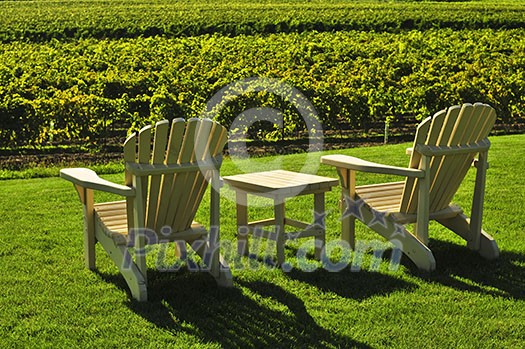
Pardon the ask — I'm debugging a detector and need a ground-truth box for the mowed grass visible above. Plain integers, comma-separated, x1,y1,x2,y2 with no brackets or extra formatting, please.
1,134,524,348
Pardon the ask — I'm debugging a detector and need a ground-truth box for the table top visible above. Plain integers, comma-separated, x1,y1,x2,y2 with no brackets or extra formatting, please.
223,170,338,196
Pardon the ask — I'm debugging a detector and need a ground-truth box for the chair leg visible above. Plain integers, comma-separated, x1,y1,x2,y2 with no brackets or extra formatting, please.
337,168,356,249
82,206,96,270
77,186,96,270
215,254,234,287
358,204,436,271
193,237,233,287
95,228,148,301
437,214,499,260
477,229,500,260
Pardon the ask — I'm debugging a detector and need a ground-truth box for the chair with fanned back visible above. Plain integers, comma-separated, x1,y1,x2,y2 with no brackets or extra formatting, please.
61,118,233,301
321,103,499,270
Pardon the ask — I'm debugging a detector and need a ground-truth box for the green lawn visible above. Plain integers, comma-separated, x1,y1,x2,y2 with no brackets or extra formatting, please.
1,134,524,348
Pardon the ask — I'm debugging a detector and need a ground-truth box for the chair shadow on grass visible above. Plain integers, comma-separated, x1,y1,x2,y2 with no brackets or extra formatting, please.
420,239,525,299
97,250,414,349
282,246,418,300
97,246,417,348
284,238,525,301
96,237,525,347
103,271,373,348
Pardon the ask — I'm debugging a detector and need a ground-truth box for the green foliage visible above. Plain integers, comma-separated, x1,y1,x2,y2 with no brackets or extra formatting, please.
1,29,525,147
1,1,525,147
1,0,525,42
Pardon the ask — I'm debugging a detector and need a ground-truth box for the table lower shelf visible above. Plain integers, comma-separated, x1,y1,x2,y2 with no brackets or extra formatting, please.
242,218,324,241
238,217,325,265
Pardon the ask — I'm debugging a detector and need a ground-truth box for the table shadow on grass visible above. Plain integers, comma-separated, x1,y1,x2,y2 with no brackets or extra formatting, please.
114,272,373,348
420,239,525,299
280,245,417,300
285,267,417,301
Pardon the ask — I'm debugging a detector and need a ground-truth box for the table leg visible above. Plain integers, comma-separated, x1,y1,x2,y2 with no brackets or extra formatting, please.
314,192,325,260
236,191,249,257
274,198,286,266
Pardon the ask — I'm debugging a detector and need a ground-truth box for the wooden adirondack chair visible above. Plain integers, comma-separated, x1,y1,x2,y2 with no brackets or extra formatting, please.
60,118,233,301
321,103,500,271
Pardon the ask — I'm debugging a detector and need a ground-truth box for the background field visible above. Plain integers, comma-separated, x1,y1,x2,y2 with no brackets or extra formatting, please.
2,0,525,42
0,0,524,151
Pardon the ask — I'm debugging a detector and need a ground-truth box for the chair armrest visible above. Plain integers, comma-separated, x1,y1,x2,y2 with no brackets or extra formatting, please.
60,168,135,197
321,154,425,178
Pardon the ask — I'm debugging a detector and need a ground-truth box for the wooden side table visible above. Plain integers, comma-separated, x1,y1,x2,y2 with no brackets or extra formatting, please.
222,170,338,266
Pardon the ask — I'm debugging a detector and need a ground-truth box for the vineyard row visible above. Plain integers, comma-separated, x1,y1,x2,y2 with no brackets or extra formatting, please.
0,29,524,147
1,0,525,43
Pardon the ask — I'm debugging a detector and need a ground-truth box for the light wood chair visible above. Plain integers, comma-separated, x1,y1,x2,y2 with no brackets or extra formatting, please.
61,118,233,301
321,103,500,271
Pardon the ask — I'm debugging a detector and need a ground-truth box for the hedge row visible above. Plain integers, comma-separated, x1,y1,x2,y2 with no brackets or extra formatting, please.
1,0,525,42
1,29,524,147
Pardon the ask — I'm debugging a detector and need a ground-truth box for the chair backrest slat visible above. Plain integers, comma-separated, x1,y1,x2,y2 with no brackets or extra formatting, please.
135,125,152,225
183,120,228,229
401,112,438,211
145,120,170,229
167,119,200,231
123,133,137,230
178,119,214,229
155,118,186,230
137,125,152,163
428,105,472,211
400,103,496,214
165,118,187,163
123,133,137,185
